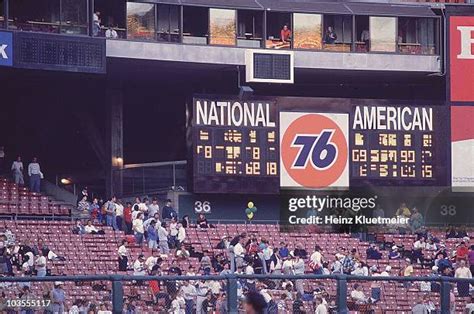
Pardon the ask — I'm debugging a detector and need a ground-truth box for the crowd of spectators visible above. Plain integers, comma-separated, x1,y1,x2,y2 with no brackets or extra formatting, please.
102,198,474,314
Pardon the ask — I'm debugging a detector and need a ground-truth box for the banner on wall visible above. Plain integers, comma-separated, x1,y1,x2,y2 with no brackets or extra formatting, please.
449,16,474,102
451,106,474,190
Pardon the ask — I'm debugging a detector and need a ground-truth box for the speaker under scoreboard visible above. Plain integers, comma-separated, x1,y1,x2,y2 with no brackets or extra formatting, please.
245,49,294,84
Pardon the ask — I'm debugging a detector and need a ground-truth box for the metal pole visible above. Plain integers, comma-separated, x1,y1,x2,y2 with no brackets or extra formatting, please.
172,163,176,188
440,279,451,314
4,0,9,29
226,274,238,313
336,275,348,314
112,278,124,314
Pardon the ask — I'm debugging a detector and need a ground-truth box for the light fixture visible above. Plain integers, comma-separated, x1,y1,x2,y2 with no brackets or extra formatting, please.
61,178,71,185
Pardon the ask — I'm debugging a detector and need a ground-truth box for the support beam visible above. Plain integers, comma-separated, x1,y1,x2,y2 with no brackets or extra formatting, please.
106,87,124,198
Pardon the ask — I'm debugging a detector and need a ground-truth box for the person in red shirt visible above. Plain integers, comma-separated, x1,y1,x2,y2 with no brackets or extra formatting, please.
456,241,469,262
280,24,291,43
123,202,133,235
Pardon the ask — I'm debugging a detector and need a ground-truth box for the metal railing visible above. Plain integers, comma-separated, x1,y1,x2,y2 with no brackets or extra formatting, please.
0,273,471,314
116,161,187,197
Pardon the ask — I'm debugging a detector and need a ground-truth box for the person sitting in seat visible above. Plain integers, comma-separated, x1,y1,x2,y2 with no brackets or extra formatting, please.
324,26,337,44
197,214,209,229
280,24,291,43
84,220,105,235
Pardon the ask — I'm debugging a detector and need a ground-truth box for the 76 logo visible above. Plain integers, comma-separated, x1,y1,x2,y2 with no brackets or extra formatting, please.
291,130,338,170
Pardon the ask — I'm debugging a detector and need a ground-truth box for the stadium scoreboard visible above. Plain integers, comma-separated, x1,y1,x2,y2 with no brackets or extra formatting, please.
351,105,439,182
191,97,279,194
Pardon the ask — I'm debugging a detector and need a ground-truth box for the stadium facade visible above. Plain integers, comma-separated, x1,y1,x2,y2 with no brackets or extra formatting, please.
1,0,474,223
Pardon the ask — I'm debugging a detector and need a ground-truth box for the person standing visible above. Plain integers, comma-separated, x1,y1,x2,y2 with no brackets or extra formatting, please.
28,157,43,193
161,199,177,221
0,146,4,174
123,202,133,235
11,156,24,185
158,222,170,254
148,198,160,218
455,259,472,297
106,196,118,230
118,240,128,271
93,11,101,36
132,213,145,246
50,282,66,314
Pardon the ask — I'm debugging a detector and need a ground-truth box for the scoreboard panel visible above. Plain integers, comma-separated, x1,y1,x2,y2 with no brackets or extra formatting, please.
192,97,279,194
350,105,447,186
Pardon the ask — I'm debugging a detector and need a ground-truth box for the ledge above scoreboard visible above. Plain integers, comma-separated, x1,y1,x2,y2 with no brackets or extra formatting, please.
188,95,449,194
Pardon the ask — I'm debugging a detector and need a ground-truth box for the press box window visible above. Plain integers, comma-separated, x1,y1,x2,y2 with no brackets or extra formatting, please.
157,4,180,42
237,10,263,48
183,6,209,45
126,2,155,41
398,17,437,55
209,8,236,46
370,16,396,52
293,13,322,50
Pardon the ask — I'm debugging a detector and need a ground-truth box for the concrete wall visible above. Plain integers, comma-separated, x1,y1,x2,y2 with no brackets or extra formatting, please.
107,39,441,73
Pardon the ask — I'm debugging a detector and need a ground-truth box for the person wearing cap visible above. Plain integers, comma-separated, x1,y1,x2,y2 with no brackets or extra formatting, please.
388,246,401,260
50,281,66,313
244,291,267,314
161,199,177,221
403,258,414,288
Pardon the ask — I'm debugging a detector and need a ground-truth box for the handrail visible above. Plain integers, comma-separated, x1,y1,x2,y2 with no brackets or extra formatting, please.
0,273,464,314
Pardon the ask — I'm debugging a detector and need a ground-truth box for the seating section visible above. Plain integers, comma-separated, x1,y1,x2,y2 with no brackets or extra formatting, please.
0,177,71,216
0,220,471,313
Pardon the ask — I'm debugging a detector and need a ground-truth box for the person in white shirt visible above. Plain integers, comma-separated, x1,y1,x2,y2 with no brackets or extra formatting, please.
310,245,324,274
350,284,369,304
170,290,186,314
28,157,43,193
293,255,305,296
133,254,146,276
282,258,294,275
233,238,246,268
145,255,159,272
147,198,160,217
35,253,47,277
181,280,197,313
169,218,179,249
115,201,124,231
93,11,101,36
132,213,145,245
455,259,472,297
315,296,328,314
118,240,128,271
84,220,104,234
105,26,118,39
11,156,24,185
177,223,186,249
380,265,391,276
